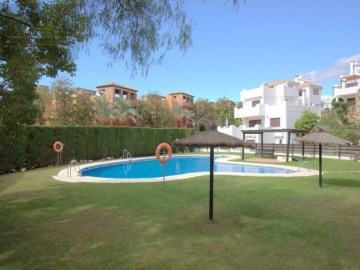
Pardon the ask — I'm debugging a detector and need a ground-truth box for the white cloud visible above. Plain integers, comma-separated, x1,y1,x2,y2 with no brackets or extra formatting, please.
302,54,360,83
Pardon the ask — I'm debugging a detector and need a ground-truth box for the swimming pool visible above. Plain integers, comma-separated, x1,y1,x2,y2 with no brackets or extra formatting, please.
54,155,316,183
80,156,294,179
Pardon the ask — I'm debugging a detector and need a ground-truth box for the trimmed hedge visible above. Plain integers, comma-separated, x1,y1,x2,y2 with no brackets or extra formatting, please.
0,126,193,173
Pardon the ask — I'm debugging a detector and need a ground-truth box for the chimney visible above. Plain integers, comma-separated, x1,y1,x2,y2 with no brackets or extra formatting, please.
294,74,302,82
350,60,355,75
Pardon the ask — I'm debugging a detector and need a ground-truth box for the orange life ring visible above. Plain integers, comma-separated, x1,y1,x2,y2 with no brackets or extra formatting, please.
156,143,172,164
53,141,64,153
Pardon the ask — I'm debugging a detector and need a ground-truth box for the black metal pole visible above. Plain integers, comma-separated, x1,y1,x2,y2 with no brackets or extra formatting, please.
319,143,322,188
209,146,214,221
286,132,291,162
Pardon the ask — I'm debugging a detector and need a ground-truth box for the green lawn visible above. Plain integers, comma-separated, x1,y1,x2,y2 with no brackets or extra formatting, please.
1,157,360,269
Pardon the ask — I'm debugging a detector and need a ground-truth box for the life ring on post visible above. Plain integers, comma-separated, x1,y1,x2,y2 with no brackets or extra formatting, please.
156,143,172,164
53,141,64,153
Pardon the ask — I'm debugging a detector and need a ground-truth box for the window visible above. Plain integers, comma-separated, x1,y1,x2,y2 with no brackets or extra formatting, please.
347,97,356,103
173,96,177,100
249,119,261,127
99,89,105,95
123,91,128,99
252,100,260,107
345,81,358,88
270,117,280,127
313,89,319,95
299,90,303,97
114,89,120,98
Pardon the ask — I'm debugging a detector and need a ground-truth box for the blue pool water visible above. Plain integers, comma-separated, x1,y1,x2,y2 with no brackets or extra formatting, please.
81,156,294,179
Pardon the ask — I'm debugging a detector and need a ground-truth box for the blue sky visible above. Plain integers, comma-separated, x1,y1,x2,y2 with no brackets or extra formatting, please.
39,0,360,102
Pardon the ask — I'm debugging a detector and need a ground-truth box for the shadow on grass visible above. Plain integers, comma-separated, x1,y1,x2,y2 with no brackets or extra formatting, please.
324,177,360,188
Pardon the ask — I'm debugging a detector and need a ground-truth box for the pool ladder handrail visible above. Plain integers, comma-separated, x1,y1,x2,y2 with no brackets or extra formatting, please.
122,149,132,161
67,159,82,178
122,149,133,176
297,156,309,172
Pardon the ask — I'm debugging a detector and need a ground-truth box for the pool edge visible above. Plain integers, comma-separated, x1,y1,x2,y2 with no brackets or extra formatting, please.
53,154,318,183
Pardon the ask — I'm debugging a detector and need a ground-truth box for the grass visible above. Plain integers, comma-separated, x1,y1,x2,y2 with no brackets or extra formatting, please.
0,157,360,269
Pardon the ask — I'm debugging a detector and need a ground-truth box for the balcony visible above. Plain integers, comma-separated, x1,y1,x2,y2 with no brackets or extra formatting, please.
234,104,265,118
334,86,359,98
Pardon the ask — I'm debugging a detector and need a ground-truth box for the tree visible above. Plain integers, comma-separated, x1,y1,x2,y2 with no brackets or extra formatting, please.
331,98,349,125
112,98,138,126
295,110,319,134
0,0,91,127
0,0,91,170
214,97,241,127
53,78,75,125
182,109,195,128
34,85,54,125
73,91,96,125
94,96,138,126
86,0,192,74
172,105,193,128
193,98,217,131
319,109,360,145
95,96,114,125
137,93,175,127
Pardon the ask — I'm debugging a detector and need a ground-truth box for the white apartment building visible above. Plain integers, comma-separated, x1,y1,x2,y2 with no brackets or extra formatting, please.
218,76,323,144
333,60,360,103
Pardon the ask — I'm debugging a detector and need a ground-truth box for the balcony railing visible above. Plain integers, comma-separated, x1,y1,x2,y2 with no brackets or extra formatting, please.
334,87,359,97
234,104,265,118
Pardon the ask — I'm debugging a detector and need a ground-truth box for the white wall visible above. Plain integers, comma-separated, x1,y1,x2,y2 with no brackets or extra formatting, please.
218,125,300,144
233,78,323,144
217,125,243,139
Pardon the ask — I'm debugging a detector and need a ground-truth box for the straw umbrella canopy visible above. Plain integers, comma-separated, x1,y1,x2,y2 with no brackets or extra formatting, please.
173,130,253,221
296,128,352,188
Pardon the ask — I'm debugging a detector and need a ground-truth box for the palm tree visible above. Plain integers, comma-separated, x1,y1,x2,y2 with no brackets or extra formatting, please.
172,104,185,127
112,98,138,125
183,109,195,128
95,96,114,125
172,105,194,128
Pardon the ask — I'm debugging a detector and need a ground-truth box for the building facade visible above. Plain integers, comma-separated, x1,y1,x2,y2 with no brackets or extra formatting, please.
218,76,323,144
333,61,360,103
96,82,138,107
165,92,194,111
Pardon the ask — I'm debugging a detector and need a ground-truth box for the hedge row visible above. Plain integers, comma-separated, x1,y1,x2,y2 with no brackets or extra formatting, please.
0,126,193,173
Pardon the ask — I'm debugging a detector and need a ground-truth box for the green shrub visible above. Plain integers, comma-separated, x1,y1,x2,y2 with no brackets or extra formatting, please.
0,126,193,173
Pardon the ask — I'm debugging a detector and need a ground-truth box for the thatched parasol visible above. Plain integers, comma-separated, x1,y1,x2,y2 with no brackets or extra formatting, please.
173,130,253,221
296,128,352,188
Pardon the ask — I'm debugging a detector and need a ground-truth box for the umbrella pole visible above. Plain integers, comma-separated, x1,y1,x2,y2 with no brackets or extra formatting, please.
319,143,322,188
209,146,214,221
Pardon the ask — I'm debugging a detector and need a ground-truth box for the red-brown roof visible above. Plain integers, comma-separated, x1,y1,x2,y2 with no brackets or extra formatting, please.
96,82,138,92
265,80,321,89
341,75,360,81
168,92,194,97
265,80,288,88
